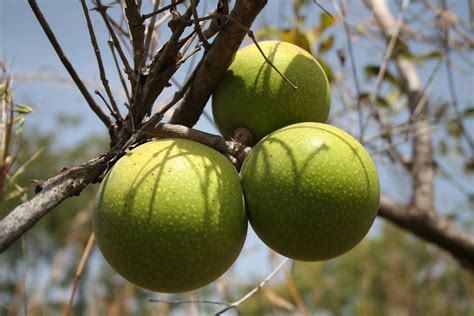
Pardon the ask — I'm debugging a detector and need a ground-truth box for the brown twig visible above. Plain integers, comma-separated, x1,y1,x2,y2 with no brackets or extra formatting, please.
143,0,161,62
80,0,122,121
66,233,95,316
141,0,186,20
27,0,112,128
108,39,131,103
190,0,210,48
95,1,134,83
124,0,146,78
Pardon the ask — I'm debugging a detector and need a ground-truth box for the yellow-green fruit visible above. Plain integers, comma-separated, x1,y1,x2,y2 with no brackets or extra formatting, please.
93,139,247,293
241,123,380,261
212,41,330,143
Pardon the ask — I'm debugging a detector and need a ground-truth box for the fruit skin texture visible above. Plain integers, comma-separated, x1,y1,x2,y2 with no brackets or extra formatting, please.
241,123,380,261
212,40,330,143
93,139,247,293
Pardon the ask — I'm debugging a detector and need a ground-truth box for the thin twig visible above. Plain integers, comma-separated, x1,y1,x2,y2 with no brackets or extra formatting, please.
95,1,134,83
66,233,95,316
367,0,410,128
144,0,161,62
80,0,122,121
312,0,334,18
27,0,112,128
190,0,210,47
441,0,474,154
214,258,290,315
95,90,115,115
142,0,186,20
108,39,131,104
149,299,228,306
335,0,363,138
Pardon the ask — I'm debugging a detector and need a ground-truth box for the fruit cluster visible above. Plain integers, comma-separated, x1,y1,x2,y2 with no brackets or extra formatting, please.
93,41,380,293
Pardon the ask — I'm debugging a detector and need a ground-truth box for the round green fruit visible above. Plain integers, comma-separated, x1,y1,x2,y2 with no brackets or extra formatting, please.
212,40,330,143
241,123,380,261
93,139,247,293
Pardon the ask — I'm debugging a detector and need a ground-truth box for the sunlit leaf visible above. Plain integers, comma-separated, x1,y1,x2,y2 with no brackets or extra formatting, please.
318,35,334,53
320,12,336,32
254,26,280,40
406,51,444,62
279,28,312,53
13,103,34,115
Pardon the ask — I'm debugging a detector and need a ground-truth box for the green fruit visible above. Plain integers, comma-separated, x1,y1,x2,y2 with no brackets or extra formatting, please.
93,139,247,293
241,123,380,261
212,40,330,143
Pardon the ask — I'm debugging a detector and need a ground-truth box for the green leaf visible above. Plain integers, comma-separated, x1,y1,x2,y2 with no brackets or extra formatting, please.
279,28,312,53
318,35,334,53
446,119,461,138
463,107,474,117
254,26,279,40
364,65,400,88
358,92,391,109
406,51,444,62
13,103,34,115
320,12,336,32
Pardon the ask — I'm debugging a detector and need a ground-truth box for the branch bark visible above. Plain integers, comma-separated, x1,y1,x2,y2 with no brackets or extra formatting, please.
0,150,117,253
169,0,268,127
372,0,434,211
0,125,247,252
379,195,474,271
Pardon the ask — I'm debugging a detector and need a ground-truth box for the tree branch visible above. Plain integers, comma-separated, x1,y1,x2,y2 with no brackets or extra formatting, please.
169,0,268,127
28,0,113,129
372,0,435,212
124,0,146,76
0,125,248,252
0,150,118,252
379,195,474,271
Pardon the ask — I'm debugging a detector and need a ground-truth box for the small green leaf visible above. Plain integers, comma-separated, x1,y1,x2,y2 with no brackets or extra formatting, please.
320,13,336,32
279,28,312,53
463,107,474,117
13,103,34,115
358,92,391,109
254,26,279,40
446,119,461,138
406,51,444,62
318,35,334,53
364,65,399,88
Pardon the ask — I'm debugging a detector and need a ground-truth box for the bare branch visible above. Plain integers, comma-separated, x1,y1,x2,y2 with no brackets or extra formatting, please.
379,195,474,271
0,150,118,252
372,0,435,212
143,0,162,61
95,1,134,83
80,0,122,121
214,258,291,315
124,0,146,76
142,0,185,20
27,0,112,129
